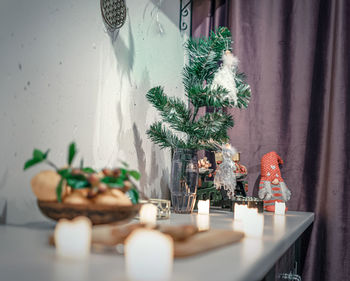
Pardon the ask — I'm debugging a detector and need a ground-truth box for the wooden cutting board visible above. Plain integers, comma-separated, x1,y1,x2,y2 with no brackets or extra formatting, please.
173,229,244,258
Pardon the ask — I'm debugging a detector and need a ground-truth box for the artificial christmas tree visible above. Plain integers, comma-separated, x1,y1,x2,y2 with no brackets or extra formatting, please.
146,27,251,212
146,27,251,151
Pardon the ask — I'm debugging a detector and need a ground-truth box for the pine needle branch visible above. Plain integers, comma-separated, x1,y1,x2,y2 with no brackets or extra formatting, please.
146,86,192,133
146,122,186,149
192,111,234,140
186,85,235,108
235,72,251,108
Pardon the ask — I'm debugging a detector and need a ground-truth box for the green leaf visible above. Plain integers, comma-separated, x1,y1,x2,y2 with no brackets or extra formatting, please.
24,148,50,170
68,142,76,166
57,168,72,178
59,171,90,189
23,158,44,170
120,168,127,179
128,170,141,181
33,149,45,160
56,178,64,203
101,177,124,188
81,167,95,174
66,174,90,189
126,188,139,204
121,161,129,168
43,149,50,158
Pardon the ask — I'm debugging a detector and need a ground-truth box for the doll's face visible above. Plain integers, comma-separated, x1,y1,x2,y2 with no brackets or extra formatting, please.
222,51,239,68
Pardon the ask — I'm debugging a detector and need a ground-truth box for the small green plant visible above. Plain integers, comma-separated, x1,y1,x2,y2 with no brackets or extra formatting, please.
24,142,140,203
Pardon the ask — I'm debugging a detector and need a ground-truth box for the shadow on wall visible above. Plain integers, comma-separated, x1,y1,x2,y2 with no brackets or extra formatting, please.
128,65,171,198
111,12,135,89
0,200,7,224
101,4,174,199
132,123,170,199
132,123,147,194
148,0,179,29
0,169,8,224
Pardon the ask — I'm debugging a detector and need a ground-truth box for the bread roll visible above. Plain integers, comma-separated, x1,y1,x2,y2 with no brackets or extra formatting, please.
95,189,132,206
73,188,90,197
63,191,91,205
31,170,66,202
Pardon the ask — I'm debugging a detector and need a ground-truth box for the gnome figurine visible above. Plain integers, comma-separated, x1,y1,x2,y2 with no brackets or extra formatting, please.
258,151,291,212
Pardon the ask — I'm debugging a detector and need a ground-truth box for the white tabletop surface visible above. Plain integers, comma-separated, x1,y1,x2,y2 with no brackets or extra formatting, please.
0,210,314,281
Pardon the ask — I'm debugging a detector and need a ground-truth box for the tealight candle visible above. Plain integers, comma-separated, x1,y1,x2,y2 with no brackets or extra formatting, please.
275,202,286,215
198,200,210,214
243,208,264,238
139,203,157,227
54,216,92,260
196,214,210,231
234,203,249,220
125,229,173,281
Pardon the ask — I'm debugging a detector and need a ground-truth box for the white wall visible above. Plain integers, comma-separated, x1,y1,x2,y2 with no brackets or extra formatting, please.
0,0,185,224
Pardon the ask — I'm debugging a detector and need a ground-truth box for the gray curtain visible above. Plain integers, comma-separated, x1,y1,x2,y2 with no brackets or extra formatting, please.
192,0,350,280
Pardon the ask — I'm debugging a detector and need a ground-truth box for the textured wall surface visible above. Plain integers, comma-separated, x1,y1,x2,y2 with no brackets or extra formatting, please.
0,0,185,223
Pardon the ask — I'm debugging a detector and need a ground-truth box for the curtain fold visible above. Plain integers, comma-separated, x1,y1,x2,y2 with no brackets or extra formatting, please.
192,0,350,280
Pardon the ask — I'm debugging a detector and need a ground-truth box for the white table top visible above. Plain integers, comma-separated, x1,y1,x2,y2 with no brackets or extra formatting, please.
0,210,314,281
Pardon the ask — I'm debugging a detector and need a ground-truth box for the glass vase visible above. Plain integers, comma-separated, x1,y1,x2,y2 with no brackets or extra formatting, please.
170,148,198,214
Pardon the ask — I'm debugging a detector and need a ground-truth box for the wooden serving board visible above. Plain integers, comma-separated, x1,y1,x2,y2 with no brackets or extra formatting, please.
173,229,244,258
92,225,244,258
50,224,244,258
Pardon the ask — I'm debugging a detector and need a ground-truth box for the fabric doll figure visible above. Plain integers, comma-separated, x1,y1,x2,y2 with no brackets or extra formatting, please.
258,151,291,212
214,144,237,199
211,50,239,105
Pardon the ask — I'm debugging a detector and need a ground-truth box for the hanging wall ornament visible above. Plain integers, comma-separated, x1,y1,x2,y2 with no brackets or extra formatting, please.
214,144,238,199
211,50,239,105
100,0,127,32
258,151,292,212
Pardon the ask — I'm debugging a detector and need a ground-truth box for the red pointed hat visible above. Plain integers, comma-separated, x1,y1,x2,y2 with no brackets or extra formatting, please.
260,151,284,183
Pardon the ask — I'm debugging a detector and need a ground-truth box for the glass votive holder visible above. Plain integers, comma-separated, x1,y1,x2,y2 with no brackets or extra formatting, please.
233,196,264,213
139,199,171,220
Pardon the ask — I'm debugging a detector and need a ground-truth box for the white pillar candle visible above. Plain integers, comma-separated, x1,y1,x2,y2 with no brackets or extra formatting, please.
275,202,286,215
139,203,157,227
125,229,173,281
196,214,210,231
243,208,264,238
198,200,210,214
54,216,92,260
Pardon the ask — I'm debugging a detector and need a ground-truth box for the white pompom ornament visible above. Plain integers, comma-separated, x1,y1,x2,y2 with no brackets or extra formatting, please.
211,50,239,105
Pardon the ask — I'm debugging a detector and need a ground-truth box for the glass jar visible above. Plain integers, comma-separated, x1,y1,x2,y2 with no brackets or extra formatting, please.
170,148,198,213
138,199,171,219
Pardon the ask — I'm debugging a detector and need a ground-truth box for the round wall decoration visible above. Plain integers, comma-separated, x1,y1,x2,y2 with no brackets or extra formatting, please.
100,0,127,31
